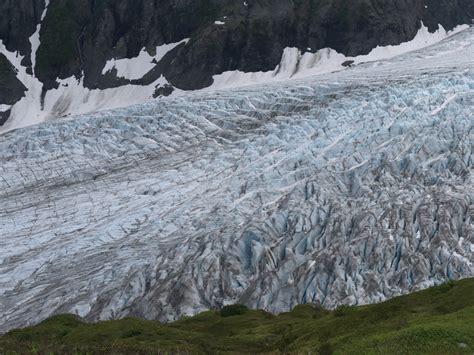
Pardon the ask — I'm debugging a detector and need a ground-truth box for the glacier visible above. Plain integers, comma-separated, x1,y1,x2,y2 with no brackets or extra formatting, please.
0,27,473,332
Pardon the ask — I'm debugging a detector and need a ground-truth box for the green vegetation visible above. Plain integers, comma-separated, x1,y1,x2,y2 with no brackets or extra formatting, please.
220,304,249,317
1,278,474,354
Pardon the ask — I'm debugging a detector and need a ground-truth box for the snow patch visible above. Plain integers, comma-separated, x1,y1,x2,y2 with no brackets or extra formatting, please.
207,23,469,91
2,73,175,133
0,35,186,134
29,0,50,71
102,39,189,80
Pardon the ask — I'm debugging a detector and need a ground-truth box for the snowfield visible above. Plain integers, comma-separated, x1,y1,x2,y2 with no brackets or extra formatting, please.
0,28,473,332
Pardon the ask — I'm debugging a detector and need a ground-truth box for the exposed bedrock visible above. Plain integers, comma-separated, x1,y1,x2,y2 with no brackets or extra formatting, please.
0,54,26,125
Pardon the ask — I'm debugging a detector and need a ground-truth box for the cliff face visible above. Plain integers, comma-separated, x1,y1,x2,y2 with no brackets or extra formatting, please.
0,0,45,61
0,0,473,125
0,54,26,124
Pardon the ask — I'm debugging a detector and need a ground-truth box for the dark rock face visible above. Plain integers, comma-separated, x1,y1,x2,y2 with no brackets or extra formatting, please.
0,54,26,105
153,84,174,98
0,0,45,66
165,0,473,89
34,0,230,90
0,53,24,125
0,0,473,113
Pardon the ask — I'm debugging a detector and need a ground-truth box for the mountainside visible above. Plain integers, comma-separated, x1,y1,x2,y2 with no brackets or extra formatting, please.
1,278,474,354
0,0,473,131
0,26,472,333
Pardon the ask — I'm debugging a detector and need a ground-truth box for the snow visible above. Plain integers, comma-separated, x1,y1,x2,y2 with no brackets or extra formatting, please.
0,27,473,332
101,39,189,80
41,75,170,119
0,38,45,129
207,23,469,91
0,39,184,133
431,94,458,115
0,11,185,134
29,0,50,72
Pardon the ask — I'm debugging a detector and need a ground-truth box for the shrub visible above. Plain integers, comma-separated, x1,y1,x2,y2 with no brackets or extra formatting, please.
334,304,357,317
438,280,456,293
319,341,334,355
121,329,142,338
220,304,249,317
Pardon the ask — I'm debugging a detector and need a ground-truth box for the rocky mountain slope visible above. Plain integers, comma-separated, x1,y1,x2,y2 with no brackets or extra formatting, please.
0,27,472,332
0,0,473,129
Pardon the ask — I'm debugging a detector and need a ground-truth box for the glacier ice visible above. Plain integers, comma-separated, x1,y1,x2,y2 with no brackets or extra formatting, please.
0,28,473,332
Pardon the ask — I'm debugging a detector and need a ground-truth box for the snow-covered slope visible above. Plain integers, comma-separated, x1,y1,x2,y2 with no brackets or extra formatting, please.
0,37,184,133
0,27,473,332
207,24,469,90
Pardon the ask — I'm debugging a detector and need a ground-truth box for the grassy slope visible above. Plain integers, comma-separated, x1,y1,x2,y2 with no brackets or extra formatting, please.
1,278,473,354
